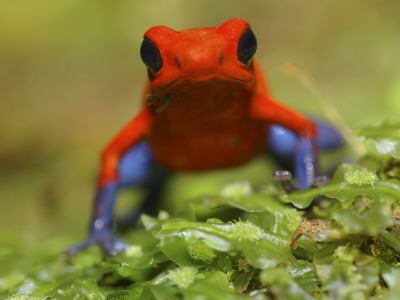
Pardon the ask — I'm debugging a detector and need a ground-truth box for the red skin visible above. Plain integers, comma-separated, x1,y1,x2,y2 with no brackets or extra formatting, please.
98,19,317,188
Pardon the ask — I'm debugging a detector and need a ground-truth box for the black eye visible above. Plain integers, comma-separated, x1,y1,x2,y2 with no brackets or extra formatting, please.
140,37,163,73
237,28,257,65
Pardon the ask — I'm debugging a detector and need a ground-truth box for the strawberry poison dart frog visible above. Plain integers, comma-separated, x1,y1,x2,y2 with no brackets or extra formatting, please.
66,19,342,255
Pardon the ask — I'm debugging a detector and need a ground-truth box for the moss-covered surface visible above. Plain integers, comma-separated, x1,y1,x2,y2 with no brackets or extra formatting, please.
2,120,400,299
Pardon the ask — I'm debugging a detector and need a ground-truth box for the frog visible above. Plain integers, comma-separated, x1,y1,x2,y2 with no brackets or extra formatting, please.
65,18,342,256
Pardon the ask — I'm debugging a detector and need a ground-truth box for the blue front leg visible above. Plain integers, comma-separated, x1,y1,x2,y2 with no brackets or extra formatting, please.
268,119,342,189
65,183,129,255
294,139,318,189
65,141,156,256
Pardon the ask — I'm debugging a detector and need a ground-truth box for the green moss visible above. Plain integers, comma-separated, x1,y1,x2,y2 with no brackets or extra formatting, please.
260,266,290,286
334,244,360,263
283,207,304,232
344,168,378,186
168,267,198,289
4,120,400,299
228,221,263,242
187,240,216,263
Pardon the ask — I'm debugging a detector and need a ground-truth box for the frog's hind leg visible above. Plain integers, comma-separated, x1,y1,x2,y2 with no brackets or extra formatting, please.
268,119,343,189
117,141,171,228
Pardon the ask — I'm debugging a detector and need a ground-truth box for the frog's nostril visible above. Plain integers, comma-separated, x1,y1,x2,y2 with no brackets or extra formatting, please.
175,58,181,69
197,73,205,77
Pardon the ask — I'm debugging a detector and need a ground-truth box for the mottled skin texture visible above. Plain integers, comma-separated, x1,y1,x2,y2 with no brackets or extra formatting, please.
65,19,341,256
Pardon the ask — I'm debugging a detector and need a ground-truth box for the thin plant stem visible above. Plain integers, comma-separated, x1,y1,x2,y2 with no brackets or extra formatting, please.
282,63,367,158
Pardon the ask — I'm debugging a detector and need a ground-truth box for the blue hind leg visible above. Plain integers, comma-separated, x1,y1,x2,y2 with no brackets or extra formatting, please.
268,119,343,189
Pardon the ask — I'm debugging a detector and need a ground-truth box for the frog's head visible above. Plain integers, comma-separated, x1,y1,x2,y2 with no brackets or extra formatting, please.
140,19,257,94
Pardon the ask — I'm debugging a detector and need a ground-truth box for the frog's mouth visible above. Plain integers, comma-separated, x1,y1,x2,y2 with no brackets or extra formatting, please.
150,72,254,95
148,58,256,94
146,71,255,114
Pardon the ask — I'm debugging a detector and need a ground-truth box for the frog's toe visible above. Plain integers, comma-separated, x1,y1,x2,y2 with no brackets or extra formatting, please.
65,231,130,256
312,175,330,187
101,236,130,256
272,170,298,193
64,239,94,256
272,170,293,181
90,230,130,256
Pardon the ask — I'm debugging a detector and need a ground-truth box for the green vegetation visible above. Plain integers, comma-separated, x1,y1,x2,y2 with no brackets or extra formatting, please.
2,120,400,299
2,1,400,299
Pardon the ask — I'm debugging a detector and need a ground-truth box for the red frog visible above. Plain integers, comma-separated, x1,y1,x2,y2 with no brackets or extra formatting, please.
66,19,342,255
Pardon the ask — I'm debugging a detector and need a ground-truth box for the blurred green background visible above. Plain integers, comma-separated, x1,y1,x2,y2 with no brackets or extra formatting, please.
1,0,400,275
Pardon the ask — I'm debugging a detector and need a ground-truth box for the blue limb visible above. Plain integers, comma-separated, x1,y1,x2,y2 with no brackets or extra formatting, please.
313,119,343,150
294,139,318,189
268,119,342,157
268,119,342,190
118,141,153,187
65,182,130,256
116,141,171,228
65,141,156,256
117,161,171,228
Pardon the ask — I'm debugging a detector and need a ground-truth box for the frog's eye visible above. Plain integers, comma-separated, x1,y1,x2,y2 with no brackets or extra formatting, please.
237,28,257,65
140,37,163,73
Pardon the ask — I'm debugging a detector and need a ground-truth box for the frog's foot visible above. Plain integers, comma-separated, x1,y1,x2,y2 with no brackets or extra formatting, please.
64,230,130,256
312,175,330,187
272,170,330,193
272,170,298,193
64,239,94,256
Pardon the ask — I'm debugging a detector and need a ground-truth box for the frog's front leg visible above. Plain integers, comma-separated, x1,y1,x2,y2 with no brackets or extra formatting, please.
65,182,125,256
249,94,319,188
117,144,171,228
268,119,343,189
66,142,158,255
65,109,153,256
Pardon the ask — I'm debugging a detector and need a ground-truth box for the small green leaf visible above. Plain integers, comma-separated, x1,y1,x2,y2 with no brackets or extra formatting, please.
332,201,393,236
357,118,400,159
182,271,239,300
157,218,294,269
378,230,400,251
282,164,400,209
289,260,320,293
